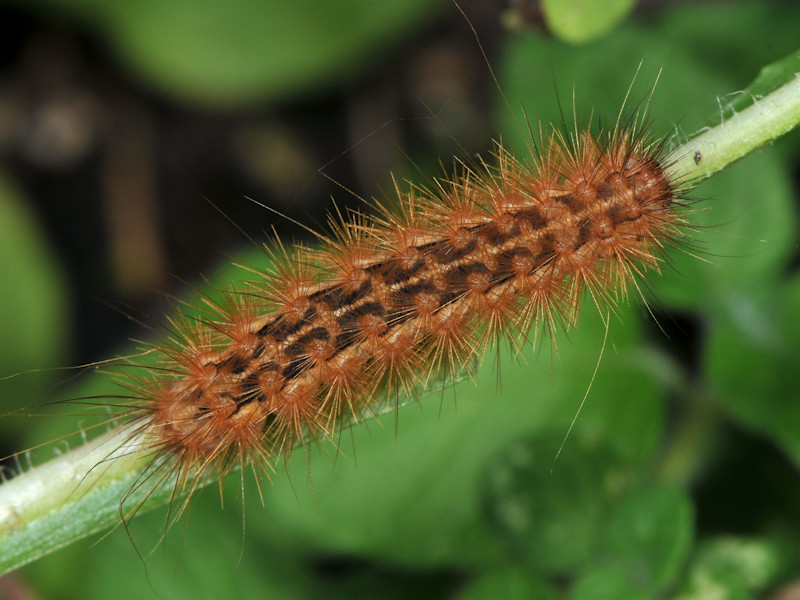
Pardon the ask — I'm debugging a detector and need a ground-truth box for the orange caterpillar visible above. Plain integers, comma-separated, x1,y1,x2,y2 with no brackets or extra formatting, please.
118,122,687,496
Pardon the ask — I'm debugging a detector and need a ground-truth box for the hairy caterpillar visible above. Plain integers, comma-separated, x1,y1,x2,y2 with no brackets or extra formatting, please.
2,1,800,598
129,117,684,495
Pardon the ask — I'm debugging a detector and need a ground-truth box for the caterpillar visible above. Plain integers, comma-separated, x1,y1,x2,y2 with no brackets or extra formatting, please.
130,116,684,490
2,1,800,597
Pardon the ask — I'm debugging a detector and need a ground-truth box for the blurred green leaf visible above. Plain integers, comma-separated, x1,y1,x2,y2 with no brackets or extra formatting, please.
601,485,694,591
676,537,785,600
541,0,635,44
460,566,559,600
25,0,442,108
0,171,68,419
658,2,800,87
706,276,800,467
571,566,648,600
570,486,692,599
481,433,629,574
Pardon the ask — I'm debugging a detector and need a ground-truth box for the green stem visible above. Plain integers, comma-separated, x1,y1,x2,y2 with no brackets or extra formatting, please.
0,427,156,574
667,73,800,183
2,74,800,577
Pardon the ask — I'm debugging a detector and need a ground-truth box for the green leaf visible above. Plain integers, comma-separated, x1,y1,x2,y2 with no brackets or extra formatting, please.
0,171,68,418
571,566,648,600
602,485,694,591
570,485,693,598
541,0,636,44
24,0,441,108
706,276,800,467
659,1,800,88
459,566,559,600
481,433,629,574
676,537,784,600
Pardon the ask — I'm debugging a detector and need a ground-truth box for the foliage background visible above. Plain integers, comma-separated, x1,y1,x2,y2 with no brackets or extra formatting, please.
1,0,799,598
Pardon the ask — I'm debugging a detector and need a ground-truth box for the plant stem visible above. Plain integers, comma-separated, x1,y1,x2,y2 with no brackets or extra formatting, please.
667,73,800,183
0,427,155,574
